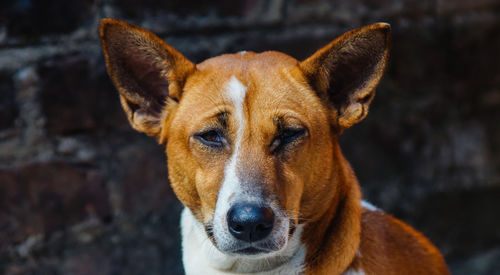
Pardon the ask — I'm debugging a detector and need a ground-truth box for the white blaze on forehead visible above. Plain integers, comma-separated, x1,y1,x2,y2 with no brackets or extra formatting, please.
213,75,248,247
226,75,247,133
223,75,247,188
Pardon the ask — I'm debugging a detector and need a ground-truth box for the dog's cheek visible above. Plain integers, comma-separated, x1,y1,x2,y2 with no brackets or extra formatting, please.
168,162,201,212
297,135,336,221
277,166,303,223
165,138,202,212
195,169,224,222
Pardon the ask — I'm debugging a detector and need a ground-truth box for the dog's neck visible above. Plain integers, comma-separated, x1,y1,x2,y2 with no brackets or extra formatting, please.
181,208,306,275
302,142,363,274
180,142,362,275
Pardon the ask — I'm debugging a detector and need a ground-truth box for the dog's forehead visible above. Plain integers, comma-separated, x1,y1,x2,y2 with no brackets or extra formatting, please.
196,51,298,72
178,50,323,131
183,51,306,107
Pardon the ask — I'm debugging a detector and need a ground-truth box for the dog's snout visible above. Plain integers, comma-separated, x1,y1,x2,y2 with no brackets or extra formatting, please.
227,203,275,242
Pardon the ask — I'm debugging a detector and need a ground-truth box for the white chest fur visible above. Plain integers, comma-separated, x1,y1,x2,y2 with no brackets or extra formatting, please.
180,208,306,275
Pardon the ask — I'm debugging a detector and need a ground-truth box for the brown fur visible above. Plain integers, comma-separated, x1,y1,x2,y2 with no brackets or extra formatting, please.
347,209,449,274
100,18,195,138
100,19,449,274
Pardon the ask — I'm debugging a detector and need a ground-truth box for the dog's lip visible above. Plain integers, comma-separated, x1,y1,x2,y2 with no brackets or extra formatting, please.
229,244,279,255
233,247,268,255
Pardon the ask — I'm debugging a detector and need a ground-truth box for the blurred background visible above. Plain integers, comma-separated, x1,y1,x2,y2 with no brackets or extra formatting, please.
0,0,499,274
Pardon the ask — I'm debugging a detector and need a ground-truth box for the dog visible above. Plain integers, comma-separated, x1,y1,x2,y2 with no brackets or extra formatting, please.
100,18,449,275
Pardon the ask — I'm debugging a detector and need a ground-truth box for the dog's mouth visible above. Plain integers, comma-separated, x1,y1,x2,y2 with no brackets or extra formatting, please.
233,246,272,255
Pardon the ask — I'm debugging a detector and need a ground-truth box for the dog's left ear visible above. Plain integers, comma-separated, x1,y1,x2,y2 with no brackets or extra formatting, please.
300,23,390,131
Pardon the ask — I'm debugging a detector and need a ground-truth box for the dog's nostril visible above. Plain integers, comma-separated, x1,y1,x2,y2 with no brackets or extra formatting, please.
255,224,270,232
227,203,275,242
233,224,244,232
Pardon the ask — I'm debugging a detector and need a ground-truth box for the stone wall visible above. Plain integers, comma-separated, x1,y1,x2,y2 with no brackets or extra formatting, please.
1,0,499,274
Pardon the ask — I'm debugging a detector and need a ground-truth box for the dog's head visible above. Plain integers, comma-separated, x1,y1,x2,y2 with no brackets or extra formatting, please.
100,19,390,257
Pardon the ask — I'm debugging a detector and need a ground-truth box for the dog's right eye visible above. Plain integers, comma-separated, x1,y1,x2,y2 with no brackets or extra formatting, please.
194,130,224,148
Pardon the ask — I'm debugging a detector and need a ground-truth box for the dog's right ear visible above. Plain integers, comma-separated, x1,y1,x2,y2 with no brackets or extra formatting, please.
100,18,195,142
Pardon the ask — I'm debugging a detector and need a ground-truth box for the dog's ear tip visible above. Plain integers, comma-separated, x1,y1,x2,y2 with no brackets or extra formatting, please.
100,18,114,25
99,18,127,27
99,18,118,32
363,22,390,32
363,22,391,50
362,23,391,41
373,22,391,30
99,18,120,40
99,18,139,38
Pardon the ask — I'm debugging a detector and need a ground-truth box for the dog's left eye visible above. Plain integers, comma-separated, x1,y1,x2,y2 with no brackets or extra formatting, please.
271,128,306,152
195,130,224,148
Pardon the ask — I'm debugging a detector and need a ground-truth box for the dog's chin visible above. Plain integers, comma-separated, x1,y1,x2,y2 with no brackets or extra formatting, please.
207,236,289,259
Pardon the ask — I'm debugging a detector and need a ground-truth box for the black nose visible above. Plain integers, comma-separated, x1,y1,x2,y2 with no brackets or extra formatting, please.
227,203,275,242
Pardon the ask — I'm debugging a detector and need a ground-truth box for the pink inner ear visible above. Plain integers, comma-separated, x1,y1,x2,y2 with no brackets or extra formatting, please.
125,50,171,114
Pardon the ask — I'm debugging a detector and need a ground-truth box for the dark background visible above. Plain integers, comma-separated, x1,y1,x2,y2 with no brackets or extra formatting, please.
1,0,499,274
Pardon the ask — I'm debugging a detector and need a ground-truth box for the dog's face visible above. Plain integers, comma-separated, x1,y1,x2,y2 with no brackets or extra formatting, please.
168,52,333,255
100,19,389,257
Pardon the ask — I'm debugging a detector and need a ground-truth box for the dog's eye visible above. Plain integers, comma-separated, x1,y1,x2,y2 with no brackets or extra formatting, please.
271,128,306,152
195,130,224,148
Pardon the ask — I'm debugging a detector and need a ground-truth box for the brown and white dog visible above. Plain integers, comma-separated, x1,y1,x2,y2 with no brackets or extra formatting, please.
100,19,450,275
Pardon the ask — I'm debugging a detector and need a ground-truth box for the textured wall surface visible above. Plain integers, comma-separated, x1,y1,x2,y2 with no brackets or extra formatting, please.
1,0,499,274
